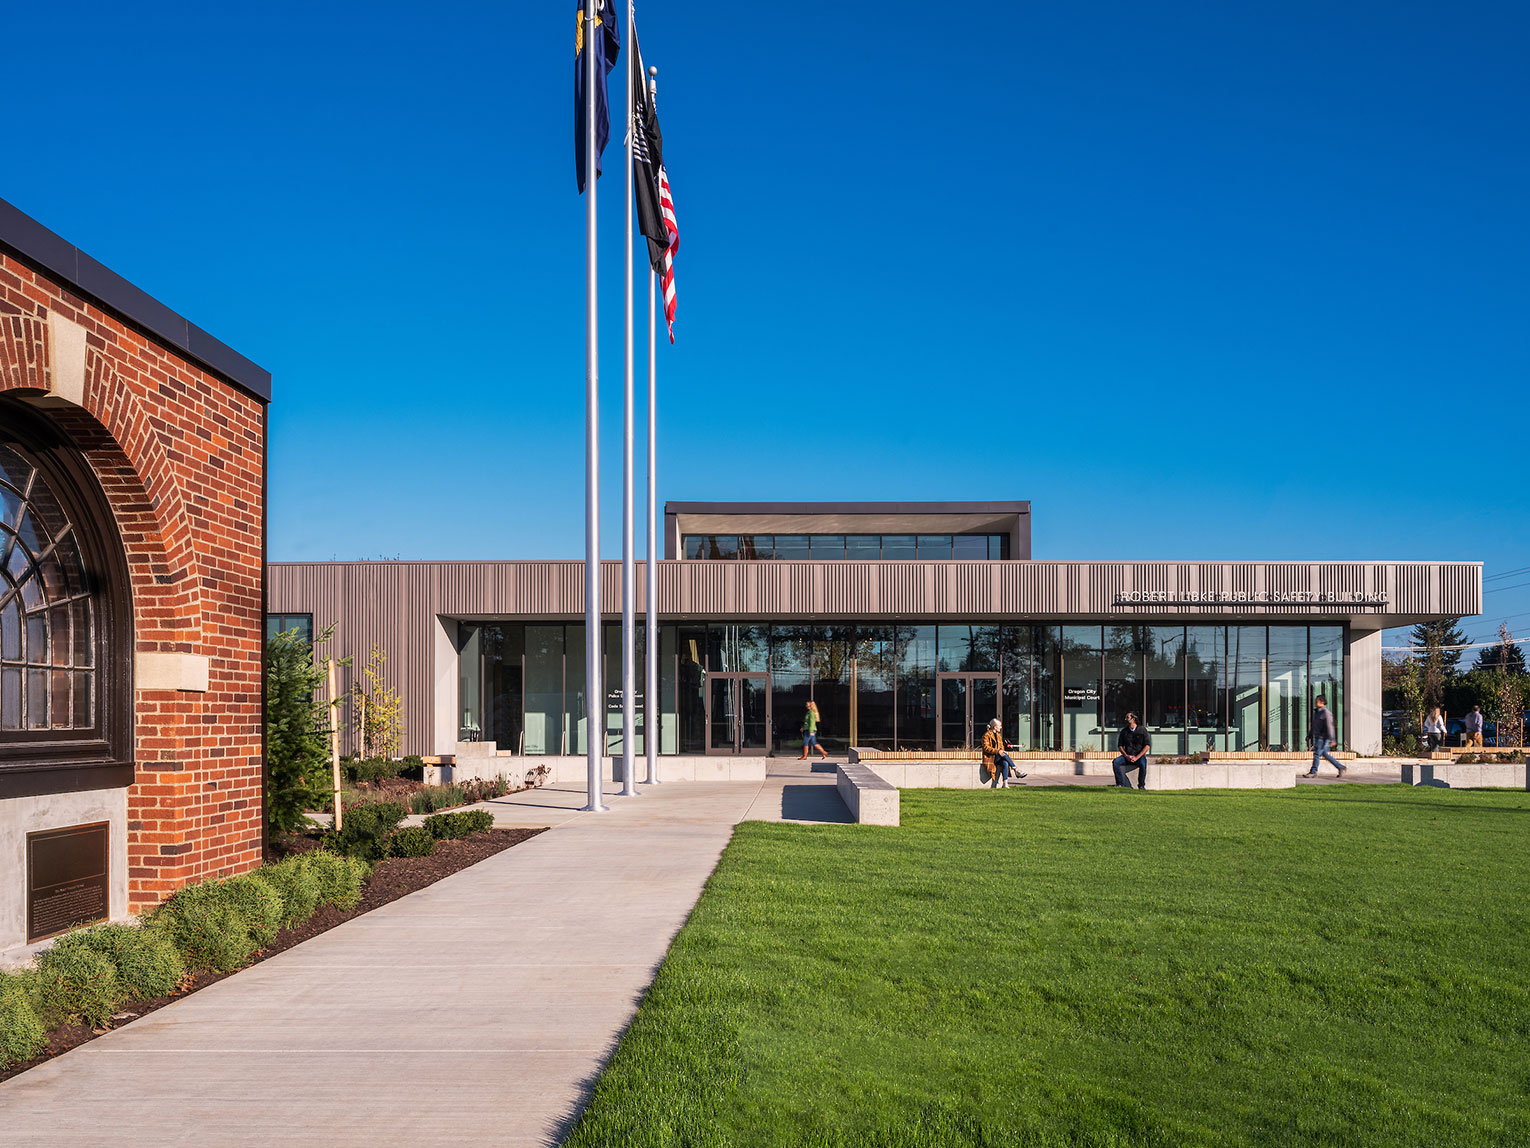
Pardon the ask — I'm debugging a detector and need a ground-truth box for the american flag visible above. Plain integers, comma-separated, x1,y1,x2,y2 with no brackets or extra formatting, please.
657,167,678,343
631,35,678,342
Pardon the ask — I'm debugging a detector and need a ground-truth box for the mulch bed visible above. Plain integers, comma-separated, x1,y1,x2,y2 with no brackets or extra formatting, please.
0,826,544,1084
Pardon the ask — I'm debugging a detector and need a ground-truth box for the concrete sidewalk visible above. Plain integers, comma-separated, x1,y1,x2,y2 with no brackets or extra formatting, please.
0,779,762,1147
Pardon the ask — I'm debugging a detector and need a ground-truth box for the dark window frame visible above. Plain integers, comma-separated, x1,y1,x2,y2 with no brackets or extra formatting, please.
0,399,133,797
265,613,314,645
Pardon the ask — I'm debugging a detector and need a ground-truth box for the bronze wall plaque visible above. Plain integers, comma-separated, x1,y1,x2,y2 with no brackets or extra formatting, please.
27,821,110,943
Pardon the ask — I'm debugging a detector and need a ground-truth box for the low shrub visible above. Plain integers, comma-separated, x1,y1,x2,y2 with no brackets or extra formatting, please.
29,942,123,1029
344,755,426,784
301,850,368,911
326,801,406,862
53,923,183,1001
260,856,322,929
152,873,284,973
0,971,45,1069
390,826,436,858
423,809,496,840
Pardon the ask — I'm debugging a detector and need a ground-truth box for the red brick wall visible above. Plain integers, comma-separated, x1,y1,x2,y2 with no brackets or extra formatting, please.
0,251,265,912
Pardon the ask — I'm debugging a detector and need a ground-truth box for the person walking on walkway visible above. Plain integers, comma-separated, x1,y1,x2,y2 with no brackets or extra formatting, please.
798,700,829,760
1304,695,1347,777
982,717,1027,788
1463,705,1485,748
1423,706,1446,752
1113,712,1150,789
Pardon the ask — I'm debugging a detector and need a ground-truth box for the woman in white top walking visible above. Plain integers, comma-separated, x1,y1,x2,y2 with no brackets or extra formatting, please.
1423,707,1447,751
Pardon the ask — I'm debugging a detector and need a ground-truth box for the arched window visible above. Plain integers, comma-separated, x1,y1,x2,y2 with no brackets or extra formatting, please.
0,399,131,795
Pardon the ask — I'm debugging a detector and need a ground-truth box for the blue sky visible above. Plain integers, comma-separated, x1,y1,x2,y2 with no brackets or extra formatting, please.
3,1,1527,652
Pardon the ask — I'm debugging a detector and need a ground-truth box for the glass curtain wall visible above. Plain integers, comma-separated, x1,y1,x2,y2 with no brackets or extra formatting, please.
895,625,937,750
1310,626,1344,744
1101,626,1140,746
853,626,896,749
1061,625,1102,751
813,626,854,752
1002,626,1033,750
769,625,813,753
1144,625,1186,755
1185,626,1225,753
1228,626,1266,751
1267,627,1307,752
457,624,482,742
677,625,707,754
456,620,1346,757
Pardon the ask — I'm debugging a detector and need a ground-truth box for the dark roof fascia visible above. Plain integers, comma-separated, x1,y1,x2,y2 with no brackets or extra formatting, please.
665,501,1030,515
0,196,271,404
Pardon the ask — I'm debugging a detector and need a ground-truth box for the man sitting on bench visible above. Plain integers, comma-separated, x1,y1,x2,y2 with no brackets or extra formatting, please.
1113,712,1150,790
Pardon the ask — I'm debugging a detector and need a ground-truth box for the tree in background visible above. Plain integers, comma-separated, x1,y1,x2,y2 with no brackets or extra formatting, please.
1411,617,1466,712
265,624,339,837
1472,636,1526,676
352,644,405,758
1410,618,1468,678
1396,655,1424,739
1484,624,1525,748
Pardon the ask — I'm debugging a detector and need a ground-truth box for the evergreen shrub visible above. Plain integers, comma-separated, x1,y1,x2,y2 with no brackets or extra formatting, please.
152,873,284,973
0,971,45,1068
423,809,495,840
260,857,322,929
29,943,123,1029
52,923,183,1000
326,801,406,862
390,826,437,858
301,850,368,910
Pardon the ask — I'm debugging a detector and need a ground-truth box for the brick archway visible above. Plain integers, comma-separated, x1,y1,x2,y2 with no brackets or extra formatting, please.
1,303,224,910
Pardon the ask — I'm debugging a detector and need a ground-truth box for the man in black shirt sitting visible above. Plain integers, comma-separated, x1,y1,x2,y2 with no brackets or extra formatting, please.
1113,712,1150,789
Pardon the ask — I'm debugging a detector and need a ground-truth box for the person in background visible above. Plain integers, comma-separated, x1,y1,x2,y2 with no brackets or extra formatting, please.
1423,706,1446,752
1113,712,1149,789
1463,705,1485,748
982,717,1028,788
798,700,829,760
1304,695,1347,778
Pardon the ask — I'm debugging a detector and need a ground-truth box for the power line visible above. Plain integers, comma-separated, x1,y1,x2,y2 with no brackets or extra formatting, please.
1485,565,1530,582
1485,580,1530,594
1382,635,1529,653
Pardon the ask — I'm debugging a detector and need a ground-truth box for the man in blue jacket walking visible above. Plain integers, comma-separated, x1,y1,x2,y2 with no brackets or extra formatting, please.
1304,695,1347,778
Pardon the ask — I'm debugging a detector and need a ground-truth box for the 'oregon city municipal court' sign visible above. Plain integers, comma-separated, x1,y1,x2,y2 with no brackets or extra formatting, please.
1113,591,1390,605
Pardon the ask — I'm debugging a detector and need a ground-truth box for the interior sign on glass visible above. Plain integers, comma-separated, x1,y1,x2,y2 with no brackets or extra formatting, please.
1113,591,1389,605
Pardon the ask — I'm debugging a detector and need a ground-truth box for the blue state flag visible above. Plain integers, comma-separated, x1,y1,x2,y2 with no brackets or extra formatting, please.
574,1,621,193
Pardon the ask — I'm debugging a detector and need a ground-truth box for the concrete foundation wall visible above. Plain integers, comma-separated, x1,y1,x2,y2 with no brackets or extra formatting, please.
0,787,129,965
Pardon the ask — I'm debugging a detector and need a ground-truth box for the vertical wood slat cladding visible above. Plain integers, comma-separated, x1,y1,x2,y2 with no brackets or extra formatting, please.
270,560,1482,623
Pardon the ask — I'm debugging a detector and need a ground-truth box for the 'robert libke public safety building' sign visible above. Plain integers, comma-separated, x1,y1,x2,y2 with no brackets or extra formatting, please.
1113,591,1391,606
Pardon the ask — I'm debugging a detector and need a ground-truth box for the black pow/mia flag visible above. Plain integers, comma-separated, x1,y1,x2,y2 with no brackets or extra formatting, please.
631,34,668,274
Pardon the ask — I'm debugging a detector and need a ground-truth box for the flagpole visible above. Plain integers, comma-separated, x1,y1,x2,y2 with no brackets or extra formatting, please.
644,63,661,785
619,0,638,798
582,0,606,813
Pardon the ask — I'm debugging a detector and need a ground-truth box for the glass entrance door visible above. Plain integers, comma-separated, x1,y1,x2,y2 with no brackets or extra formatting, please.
936,673,999,749
707,673,770,754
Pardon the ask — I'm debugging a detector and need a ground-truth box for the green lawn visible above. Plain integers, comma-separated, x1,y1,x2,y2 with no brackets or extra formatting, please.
566,786,1530,1147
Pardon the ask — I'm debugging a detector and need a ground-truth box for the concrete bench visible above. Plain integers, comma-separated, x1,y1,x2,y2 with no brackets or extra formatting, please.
836,763,900,825
1401,759,1529,789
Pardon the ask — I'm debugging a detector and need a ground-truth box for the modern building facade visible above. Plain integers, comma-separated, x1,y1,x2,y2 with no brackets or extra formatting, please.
268,502,1479,769
0,197,268,959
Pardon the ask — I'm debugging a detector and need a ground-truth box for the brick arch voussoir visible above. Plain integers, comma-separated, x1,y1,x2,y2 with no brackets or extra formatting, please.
75,349,205,651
